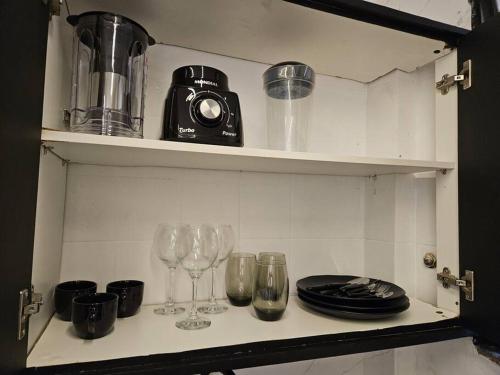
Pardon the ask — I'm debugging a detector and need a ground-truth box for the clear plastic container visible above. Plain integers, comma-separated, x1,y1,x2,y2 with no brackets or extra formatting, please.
263,62,315,151
67,12,155,138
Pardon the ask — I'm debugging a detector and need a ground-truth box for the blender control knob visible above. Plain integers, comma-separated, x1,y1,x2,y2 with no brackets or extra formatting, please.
197,98,222,121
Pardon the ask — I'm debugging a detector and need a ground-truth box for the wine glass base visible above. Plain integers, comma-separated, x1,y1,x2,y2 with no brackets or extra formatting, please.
198,303,228,314
176,316,211,330
154,306,185,315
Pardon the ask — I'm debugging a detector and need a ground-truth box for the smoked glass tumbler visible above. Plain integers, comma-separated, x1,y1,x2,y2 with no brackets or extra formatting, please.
252,252,289,321
225,253,256,306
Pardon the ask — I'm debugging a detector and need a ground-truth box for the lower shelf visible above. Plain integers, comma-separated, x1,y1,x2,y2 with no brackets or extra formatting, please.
27,297,467,373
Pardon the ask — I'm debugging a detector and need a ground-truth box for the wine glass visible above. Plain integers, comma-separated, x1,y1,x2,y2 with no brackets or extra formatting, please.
152,223,189,315
198,224,235,314
175,224,218,330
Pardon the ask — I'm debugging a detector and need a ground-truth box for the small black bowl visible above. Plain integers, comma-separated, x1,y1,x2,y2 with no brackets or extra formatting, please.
106,280,144,318
72,293,118,339
54,280,97,321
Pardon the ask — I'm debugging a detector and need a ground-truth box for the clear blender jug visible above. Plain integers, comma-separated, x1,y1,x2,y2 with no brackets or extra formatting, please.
67,12,155,138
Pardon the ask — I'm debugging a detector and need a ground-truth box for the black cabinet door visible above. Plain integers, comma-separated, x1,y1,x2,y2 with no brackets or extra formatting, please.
458,14,500,347
0,2,48,374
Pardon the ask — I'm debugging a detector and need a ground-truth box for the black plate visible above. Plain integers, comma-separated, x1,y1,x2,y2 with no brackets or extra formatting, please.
296,275,406,307
298,293,410,320
297,291,409,312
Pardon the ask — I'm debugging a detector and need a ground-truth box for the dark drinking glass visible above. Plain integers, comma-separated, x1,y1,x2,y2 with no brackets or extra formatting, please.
225,253,256,306
252,252,289,321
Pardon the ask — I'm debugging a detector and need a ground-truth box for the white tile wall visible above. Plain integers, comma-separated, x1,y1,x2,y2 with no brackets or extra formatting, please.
308,76,367,155
363,172,437,302
60,166,366,303
59,158,374,304
415,177,438,305
414,65,437,161
291,175,365,239
291,238,365,292
366,71,400,158
366,65,436,161
365,175,396,242
240,173,291,239
364,240,395,282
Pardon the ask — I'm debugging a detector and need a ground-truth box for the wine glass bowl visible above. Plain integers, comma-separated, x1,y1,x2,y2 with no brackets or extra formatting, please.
152,223,189,315
213,224,236,267
175,224,219,330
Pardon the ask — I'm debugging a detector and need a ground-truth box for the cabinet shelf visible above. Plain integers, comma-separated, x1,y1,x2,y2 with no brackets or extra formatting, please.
27,298,464,373
41,130,454,177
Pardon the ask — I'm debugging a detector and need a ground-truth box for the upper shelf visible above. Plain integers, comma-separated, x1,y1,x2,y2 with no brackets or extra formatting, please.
41,130,454,176
66,0,469,82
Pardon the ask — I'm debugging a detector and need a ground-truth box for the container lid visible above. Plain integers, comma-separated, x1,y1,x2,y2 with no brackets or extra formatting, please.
67,11,156,45
263,62,315,99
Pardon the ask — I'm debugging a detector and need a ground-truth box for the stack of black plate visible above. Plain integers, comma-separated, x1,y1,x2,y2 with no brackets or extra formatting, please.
296,275,410,320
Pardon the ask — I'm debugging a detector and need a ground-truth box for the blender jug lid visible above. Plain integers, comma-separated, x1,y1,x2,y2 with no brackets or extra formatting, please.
67,11,156,46
263,62,315,100
171,65,229,91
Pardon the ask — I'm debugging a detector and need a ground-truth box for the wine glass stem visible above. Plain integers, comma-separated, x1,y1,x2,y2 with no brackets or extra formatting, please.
165,267,175,308
209,266,217,305
190,276,200,319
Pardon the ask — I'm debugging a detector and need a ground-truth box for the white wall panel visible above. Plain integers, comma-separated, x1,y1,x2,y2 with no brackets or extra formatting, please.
60,166,366,304
29,151,67,350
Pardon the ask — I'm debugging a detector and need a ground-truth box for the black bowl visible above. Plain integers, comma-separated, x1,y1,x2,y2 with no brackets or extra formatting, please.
72,293,118,339
106,280,144,318
54,280,97,321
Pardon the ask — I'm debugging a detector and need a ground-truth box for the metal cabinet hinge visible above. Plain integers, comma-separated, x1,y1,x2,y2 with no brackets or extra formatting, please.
436,59,472,95
437,267,474,302
18,287,43,340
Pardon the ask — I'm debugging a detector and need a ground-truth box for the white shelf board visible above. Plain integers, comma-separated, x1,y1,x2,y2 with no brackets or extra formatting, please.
28,297,456,368
68,0,453,82
41,130,454,176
